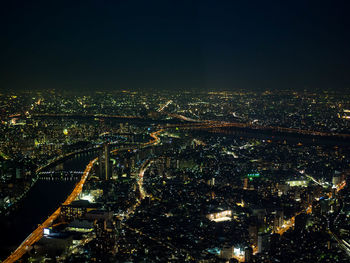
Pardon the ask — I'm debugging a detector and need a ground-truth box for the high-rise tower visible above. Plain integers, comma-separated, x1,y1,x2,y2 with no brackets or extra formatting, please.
104,142,110,181
99,142,111,181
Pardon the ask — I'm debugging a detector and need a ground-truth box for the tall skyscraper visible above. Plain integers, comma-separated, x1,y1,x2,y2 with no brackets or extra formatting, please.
104,143,110,181
99,142,111,181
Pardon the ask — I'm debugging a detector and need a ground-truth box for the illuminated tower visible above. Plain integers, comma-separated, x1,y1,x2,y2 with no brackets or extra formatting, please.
99,142,111,181
104,142,111,181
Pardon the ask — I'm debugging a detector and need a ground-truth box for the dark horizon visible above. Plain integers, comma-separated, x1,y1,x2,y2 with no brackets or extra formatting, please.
1,0,350,92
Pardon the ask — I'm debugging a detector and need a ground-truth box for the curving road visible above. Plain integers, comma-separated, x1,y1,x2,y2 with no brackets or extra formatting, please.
3,128,164,263
3,158,98,263
5,117,347,262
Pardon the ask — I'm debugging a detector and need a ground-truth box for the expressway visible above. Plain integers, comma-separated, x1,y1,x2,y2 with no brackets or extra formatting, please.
137,159,153,200
275,173,346,237
329,230,350,257
4,127,164,263
157,100,173,112
119,159,153,221
119,132,163,220
4,117,348,262
276,205,312,236
3,158,98,263
327,180,349,256
275,177,346,239
121,157,196,261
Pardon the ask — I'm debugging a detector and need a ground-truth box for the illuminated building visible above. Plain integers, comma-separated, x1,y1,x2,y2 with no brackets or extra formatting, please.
99,142,111,181
206,209,232,222
61,200,98,221
104,143,111,180
220,244,245,261
66,219,94,233
286,180,308,187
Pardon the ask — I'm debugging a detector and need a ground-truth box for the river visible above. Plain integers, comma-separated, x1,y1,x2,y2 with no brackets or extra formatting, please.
0,151,98,260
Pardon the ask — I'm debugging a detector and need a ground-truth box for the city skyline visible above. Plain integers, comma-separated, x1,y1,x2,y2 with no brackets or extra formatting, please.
1,89,350,262
1,1,350,262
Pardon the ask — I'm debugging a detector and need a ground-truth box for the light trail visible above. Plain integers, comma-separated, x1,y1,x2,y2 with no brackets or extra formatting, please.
169,113,201,122
157,100,173,112
336,181,346,192
137,159,153,200
329,230,350,256
305,174,323,187
3,158,98,263
4,126,165,263
276,205,312,236
6,116,346,262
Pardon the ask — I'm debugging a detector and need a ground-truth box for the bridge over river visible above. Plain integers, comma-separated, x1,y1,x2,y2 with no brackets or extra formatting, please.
0,150,98,261
2,117,349,262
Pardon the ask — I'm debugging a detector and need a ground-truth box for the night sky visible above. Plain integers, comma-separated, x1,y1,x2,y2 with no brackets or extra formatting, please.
1,0,350,92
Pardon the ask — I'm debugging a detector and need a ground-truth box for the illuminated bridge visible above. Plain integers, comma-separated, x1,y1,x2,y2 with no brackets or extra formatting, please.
167,114,350,143
3,128,164,263
4,114,349,262
38,170,84,180
11,112,350,140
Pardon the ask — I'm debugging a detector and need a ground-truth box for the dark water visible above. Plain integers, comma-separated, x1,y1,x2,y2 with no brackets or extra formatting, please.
0,151,98,260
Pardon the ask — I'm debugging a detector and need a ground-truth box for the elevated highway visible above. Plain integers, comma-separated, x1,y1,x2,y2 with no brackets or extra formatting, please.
3,128,164,263
4,114,349,262
3,157,97,263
